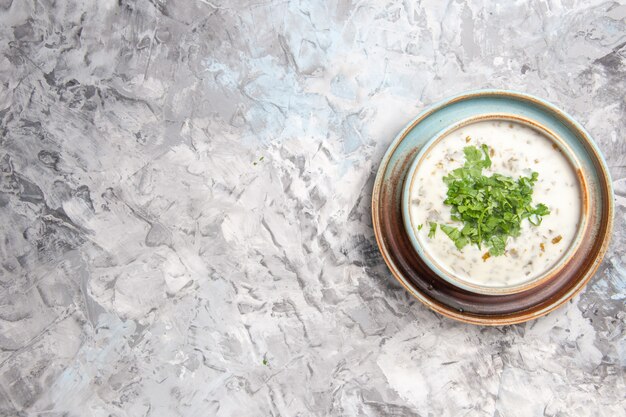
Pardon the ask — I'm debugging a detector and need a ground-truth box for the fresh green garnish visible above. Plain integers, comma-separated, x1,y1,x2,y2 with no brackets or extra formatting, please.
417,224,423,231
428,222,437,238
439,224,469,250
435,144,550,256
262,358,268,366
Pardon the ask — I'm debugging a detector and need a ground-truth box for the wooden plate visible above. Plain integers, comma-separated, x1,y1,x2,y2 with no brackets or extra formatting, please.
371,90,613,325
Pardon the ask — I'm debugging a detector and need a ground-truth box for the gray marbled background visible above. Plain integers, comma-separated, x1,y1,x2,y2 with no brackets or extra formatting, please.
0,0,625,416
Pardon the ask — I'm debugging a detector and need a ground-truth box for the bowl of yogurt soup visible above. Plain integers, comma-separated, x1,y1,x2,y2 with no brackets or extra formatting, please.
372,90,613,325
402,116,586,295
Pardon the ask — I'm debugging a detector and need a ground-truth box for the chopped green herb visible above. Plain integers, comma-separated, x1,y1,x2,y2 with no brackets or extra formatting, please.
428,222,437,238
417,224,423,231
440,224,469,250
435,145,550,256
262,358,268,366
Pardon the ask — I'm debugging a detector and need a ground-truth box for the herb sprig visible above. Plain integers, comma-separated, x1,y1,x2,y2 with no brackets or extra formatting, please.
435,144,550,256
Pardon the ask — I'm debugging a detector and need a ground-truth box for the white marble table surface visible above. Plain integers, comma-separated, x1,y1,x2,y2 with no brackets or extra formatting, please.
0,1,624,416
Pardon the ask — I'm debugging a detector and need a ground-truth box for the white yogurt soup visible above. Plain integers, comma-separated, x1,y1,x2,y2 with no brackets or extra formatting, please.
408,119,583,289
